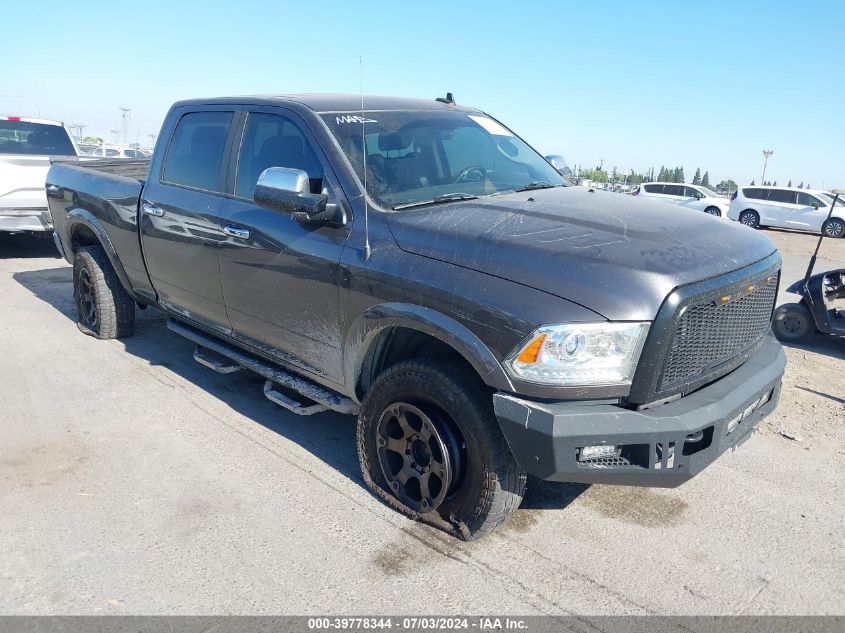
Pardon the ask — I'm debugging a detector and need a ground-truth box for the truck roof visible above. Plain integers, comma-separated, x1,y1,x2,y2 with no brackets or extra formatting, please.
171,93,480,114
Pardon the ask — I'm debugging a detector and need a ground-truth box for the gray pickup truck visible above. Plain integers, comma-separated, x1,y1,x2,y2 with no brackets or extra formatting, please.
46,94,786,539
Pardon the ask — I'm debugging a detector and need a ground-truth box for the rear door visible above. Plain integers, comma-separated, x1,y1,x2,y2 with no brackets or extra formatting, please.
662,184,686,205
139,107,237,333
218,107,351,384
766,189,798,228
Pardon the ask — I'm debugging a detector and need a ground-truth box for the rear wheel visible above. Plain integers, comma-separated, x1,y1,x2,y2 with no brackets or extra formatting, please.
773,302,813,342
73,245,135,339
704,206,721,217
358,358,526,540
739,210,760,229
822,218,845,238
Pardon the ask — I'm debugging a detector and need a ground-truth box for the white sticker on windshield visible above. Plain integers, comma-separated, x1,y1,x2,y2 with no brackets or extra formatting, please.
467,115,513,136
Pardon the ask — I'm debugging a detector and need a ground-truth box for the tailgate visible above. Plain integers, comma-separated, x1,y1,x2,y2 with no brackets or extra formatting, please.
0,155,52,210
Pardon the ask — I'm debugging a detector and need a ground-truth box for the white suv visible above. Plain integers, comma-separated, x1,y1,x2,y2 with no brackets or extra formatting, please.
632,182,729,217
727,186,845,238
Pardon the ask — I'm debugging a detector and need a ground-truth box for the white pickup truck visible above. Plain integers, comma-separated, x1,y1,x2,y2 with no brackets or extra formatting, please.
0,115,79,234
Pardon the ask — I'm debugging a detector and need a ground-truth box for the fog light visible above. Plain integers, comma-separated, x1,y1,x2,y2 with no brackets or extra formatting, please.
579,445,619,461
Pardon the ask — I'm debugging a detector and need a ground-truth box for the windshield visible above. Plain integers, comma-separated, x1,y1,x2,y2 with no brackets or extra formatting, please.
820,194,845,207
320,110,567,209
0,120,76,156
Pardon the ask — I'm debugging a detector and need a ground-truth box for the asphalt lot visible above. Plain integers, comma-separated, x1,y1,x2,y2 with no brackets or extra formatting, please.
0,227,843,616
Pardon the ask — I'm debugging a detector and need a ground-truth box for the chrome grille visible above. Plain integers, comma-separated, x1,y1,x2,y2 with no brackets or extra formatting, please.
660,273,778,390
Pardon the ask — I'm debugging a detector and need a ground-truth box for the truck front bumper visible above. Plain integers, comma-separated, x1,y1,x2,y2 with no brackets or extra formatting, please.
0,208,53,233
494,334,785,487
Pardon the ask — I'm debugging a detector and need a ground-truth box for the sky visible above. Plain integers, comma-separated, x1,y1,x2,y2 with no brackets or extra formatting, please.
3,0,843,189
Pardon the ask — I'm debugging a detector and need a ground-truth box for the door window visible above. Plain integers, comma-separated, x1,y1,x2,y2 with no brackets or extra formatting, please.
663,185,685,196
235,112,324,199
768,189,797,204
683,186,701,198
796,192,823,207
162,111,233,192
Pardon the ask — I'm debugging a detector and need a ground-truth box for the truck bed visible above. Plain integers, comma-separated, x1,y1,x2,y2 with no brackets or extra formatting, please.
50,157,151,181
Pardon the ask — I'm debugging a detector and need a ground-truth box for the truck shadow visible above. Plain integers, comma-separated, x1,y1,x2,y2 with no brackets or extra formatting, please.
0,234,62,259
778,334,845,362
14,265,588,519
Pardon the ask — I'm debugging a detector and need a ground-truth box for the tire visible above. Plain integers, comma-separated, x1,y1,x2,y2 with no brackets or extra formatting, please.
357,358,526,540
739,210,760,229
822,218,845,238
704,206,721,217
73,245,135,339
772,302,813,342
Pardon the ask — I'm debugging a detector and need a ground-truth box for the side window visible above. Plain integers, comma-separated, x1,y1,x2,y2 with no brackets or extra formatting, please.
744,188,766,200
663,184,684,196
163,111,232,192
797,192,823,207
768,189,796,204
643,184,663,194
235,112,323,199
683,186,701,198
105,148,119,157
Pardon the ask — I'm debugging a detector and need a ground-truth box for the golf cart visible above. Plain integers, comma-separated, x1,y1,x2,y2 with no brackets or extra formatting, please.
773,189,845,341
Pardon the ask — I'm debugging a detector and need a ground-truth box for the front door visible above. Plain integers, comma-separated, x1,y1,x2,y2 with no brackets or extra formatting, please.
218,109,351,385
140,108,235,333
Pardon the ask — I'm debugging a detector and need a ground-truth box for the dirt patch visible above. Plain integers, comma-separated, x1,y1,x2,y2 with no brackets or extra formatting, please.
0,436,93,490
500,509,542,534
579,485,688,527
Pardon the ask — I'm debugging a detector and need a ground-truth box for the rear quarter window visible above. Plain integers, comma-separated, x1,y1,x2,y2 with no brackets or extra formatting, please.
162,111,233,192
743,188,767,200
643,184,663,194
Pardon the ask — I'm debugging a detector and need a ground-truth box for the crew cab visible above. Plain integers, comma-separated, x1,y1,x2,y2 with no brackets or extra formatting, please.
1,115,79,234
45,95,786,539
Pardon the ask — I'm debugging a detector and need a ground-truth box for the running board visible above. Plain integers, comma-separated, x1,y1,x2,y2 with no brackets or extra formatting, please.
167,319,358,416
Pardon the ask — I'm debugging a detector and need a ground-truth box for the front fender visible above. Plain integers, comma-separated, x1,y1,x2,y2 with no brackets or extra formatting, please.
344,302,515,395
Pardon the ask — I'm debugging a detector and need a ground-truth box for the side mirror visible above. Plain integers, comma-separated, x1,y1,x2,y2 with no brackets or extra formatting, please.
254,167,341,225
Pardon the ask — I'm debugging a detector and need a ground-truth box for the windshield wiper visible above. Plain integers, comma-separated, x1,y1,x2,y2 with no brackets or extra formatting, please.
514,181,559,192
393,193,479,210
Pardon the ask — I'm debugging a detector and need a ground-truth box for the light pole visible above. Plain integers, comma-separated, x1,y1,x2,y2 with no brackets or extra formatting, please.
110,129,121,144
119,107,132,144
761,150,774,185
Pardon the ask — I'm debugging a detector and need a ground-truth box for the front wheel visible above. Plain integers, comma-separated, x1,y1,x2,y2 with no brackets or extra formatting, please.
773,302,813,342
357,359,526,540
704,206,721,217
739,210,760,229
822,218,845,238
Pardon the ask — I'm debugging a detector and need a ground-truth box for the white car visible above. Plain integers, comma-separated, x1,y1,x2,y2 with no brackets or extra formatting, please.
0,115,79,234
632,182,729,217
84,145,148,158
727,186,845,238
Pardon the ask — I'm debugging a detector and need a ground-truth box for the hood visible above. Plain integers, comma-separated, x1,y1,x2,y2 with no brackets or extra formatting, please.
387,187,778,321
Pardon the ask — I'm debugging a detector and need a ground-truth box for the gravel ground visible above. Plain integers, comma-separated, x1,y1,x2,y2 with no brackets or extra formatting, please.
0,227,842,616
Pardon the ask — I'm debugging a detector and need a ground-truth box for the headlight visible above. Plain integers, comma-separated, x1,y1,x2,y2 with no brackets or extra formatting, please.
506,322,649,386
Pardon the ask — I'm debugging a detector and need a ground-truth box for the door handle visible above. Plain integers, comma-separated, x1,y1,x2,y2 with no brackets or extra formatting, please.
222,224,250,240
142,201,165,217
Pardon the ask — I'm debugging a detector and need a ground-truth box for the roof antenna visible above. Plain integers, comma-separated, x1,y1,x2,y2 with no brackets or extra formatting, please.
436,92,455,105
360,56,371,261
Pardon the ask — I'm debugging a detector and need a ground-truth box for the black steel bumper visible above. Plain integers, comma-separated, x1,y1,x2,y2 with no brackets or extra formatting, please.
493,334,785,487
